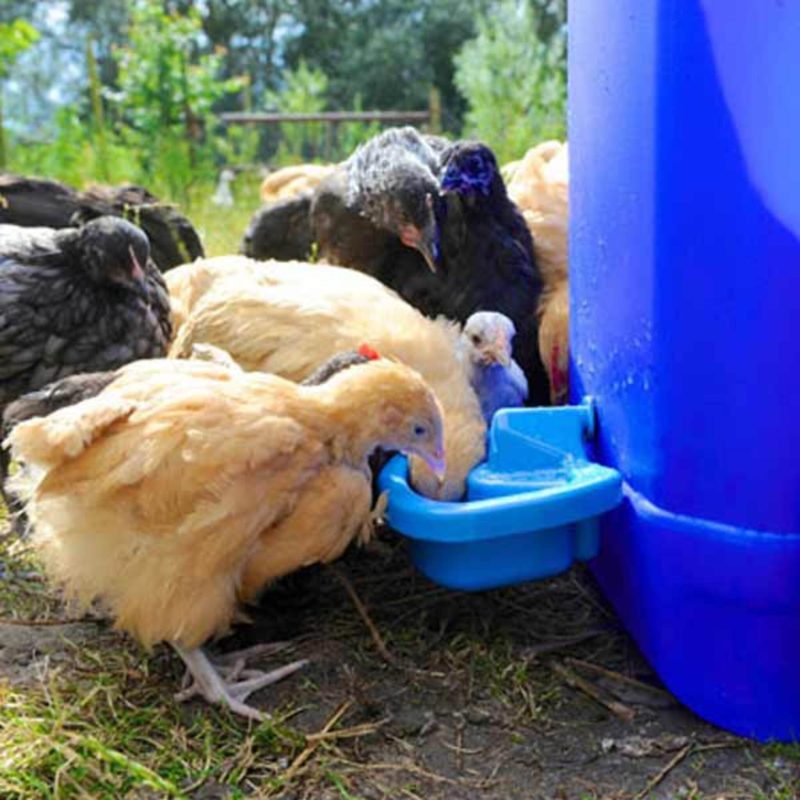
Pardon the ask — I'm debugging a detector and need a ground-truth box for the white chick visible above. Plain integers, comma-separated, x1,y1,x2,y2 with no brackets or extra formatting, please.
459,311,529,424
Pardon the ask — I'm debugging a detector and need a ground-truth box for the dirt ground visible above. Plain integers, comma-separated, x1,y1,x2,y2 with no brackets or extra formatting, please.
1,524,798,799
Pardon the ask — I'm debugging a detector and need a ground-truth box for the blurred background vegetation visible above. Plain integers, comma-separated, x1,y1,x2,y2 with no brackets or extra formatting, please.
0,0,565,251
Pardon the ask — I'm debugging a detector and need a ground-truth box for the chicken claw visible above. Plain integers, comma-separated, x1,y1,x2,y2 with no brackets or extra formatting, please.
173,644,308,721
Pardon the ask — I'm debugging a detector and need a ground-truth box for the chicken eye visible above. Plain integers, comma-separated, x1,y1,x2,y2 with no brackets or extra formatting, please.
470,334,481,345
413,424,427,438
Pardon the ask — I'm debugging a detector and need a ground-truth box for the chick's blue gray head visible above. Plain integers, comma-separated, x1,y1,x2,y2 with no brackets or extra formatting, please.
441,142,502,198
462,311,516,367
77,216,150,295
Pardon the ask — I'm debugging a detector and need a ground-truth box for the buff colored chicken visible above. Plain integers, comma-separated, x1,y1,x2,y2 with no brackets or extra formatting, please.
506,141,569,404
7,356,444,720
167,256,486,501
259,164,337,204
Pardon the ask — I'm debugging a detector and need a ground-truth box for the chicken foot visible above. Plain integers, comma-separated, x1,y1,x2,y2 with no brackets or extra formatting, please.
172,643,308,721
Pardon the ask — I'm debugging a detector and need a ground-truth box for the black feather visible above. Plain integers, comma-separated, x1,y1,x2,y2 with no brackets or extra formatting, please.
0,216,172,531
0,174,204,271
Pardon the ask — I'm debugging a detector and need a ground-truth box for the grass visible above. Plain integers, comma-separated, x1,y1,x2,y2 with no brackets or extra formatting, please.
185,171,264,259
0,533,308,799
3,521,799,799
0,666,302,798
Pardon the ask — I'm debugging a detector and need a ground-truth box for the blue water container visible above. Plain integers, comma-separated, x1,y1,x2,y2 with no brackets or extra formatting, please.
570,1,800,740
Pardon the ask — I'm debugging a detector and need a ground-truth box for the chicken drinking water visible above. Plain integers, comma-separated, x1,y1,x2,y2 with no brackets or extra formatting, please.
7,356,445,720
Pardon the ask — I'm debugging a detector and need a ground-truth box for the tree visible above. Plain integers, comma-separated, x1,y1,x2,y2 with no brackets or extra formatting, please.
283,0,489,132
113,0,244,199
265,60,328,163
0,18,39,167
454,0,567,162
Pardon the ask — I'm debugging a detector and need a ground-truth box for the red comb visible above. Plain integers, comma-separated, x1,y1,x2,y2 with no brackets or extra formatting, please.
358,343,381,360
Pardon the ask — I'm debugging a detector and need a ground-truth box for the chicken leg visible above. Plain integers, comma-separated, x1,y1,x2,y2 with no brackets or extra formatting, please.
172,643,308,721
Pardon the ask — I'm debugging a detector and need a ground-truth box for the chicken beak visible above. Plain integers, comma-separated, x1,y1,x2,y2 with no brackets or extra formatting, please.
128,245,145,282
481,345,510,367
417,223,440,273
400,217,440,273
494,348,511,368
422,449,447,483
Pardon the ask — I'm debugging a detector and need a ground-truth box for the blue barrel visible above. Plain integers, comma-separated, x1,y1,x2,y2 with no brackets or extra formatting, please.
570,0,800,740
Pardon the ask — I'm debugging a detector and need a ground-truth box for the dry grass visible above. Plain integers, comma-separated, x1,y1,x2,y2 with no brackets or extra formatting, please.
1,517,798,799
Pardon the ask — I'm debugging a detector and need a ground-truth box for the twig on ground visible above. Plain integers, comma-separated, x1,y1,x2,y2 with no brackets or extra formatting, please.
550,661,635,722
305,718,389,743
564,657,674,702
520,630,608,659
281,699,353,783
0,616,103,626
327,563,401,668
633,742,694,800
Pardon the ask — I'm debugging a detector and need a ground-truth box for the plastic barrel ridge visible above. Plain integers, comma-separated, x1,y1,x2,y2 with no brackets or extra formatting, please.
570,0,800,740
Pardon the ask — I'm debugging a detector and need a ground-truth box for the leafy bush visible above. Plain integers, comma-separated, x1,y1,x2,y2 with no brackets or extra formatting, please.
454,0,566,163
265,60,329,165
112,0,244,201
0,18,39,167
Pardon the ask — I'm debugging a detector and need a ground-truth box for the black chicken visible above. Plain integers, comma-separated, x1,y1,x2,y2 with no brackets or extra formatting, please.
0,174,204,271
0,216,172,529
433,141,547,403
242,191,315,262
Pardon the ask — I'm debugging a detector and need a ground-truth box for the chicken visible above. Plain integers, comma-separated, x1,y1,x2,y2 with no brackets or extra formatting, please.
240,139,547,399
0,217,171,399
0,174,205,272
167,256,486,500
259,163,336,204
425,141,547,403
244,128,443,271
241,192,316,264
243,164,338,263
459,312,528,424
8,356,445,719
244,131,548,403
0,217,172,527
506,141,569,404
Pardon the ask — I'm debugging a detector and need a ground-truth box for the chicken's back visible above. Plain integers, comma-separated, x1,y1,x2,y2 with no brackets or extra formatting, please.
169,258,486,499
0,257,170,405
8,360,326,649
260,163,336,204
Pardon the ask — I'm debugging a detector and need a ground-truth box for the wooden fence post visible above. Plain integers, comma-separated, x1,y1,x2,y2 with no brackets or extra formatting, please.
429,87,442,134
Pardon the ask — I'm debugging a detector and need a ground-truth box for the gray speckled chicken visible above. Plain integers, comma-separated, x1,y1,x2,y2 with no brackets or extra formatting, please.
310,126,443,273
0,215,172,524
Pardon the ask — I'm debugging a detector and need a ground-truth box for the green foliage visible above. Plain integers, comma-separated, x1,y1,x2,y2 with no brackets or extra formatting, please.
265,60,329,164
454,0,567,163
0,18,38,78
9,107,138,187
112,0,244,200
282,0,489,131
0,18,40,167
